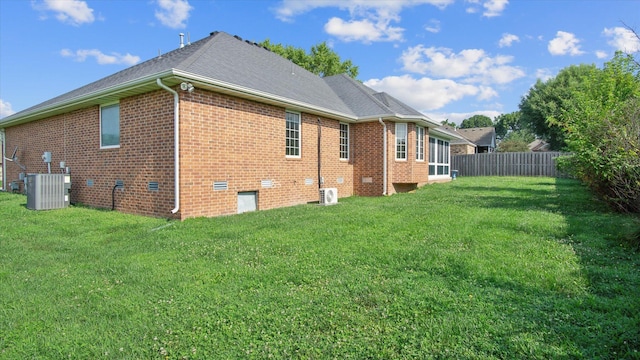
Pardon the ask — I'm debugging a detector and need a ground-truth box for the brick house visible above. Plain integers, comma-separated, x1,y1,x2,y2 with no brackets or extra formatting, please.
0,31,460,219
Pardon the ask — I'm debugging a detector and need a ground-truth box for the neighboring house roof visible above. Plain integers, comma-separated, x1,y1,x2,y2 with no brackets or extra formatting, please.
454,127,496,148
431,126,468,142
528,139,550,152
1,31,439,129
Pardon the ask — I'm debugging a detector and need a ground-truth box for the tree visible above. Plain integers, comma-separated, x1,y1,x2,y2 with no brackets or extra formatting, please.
556,51,640,214
459,115,492,128
495,129,535,152
518,64,597,150
259,39,359,79
440,119,457,127
493,111,523,140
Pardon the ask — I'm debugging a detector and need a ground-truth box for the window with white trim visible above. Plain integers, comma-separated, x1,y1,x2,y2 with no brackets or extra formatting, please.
395,123,407,160
339,123,349,160
429,136,450,176
285,111,300,157
416,126,424,161
100,103,120,148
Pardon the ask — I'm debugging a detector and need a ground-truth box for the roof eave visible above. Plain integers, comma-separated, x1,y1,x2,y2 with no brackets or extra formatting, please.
355,114,440,128
0,69,176,128
173,70,360,122
431,127,466,141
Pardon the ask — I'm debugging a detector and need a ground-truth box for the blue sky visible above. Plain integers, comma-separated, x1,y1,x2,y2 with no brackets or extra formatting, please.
1,0,639,124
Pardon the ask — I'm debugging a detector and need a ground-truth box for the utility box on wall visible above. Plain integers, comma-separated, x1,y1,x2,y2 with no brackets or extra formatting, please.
26,174,71,210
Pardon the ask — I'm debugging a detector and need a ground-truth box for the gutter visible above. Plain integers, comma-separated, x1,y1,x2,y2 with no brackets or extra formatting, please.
378,118,387,195
156,78,180,215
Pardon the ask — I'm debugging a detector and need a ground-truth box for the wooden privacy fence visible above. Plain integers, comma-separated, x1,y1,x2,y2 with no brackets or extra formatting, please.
452,152,569,177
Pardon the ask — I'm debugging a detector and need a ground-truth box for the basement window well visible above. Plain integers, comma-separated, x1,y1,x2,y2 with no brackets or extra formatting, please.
238,191,257,214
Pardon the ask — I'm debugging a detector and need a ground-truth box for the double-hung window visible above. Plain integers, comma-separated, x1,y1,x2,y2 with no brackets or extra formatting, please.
429,136,450,176
416,126,425,161
395,123,407,160
285,111,301,157
339,123,349,160
100,103,120,148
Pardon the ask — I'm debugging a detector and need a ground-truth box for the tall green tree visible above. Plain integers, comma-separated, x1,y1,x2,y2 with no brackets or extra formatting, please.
518,64,597,150
459,115,493,128
556,51,640,214
493,111,523,140
259,39,359,79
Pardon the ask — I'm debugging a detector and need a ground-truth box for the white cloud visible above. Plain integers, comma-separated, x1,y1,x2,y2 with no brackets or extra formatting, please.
603,27,640,53
548,31,584,56
595,50,609,59
0,99,16,119
400,45,525,85
274,0,454,22
465,0,508,17
498,33,519,48
324,16,403,43
61,49,140,66
535,68,554,82
155,0,192,29
364,75,497,111
274,0,454,43
34,0,95,26
482,0,508,17
425,19,441,33
426,110,502,125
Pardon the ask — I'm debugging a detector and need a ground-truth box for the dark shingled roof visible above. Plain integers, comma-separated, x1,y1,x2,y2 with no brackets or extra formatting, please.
455,127,496,147
2,31,438,127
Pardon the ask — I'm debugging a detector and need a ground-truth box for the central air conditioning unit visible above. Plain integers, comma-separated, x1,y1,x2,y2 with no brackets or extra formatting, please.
26,174,71,210
319,188,338,205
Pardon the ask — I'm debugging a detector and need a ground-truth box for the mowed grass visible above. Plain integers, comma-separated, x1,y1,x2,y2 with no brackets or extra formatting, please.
1,177,639,359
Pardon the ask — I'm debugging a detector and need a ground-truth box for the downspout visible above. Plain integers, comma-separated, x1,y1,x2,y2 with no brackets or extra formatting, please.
317,118,322,189
1,129,5,191
378,118,387,195
156,78,180,214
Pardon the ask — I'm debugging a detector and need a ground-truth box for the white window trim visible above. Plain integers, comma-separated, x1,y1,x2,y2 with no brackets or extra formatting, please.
395,123,407,161
429,136,450,178
339,122,349,160
416,126,425,162
285,110,301,158
100,102,120,149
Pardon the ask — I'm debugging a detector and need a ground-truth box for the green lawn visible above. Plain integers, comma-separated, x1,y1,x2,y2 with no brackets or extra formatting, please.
1,177,639,359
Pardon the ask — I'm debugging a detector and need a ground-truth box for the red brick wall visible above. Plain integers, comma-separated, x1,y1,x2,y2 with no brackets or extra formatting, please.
4,88,356,219
3,85,441,218
3,90,177,218
389,123,429,193
173,88,354,219
352,121,384,196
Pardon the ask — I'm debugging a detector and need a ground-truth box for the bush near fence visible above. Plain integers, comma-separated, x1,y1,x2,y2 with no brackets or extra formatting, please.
452,152,569,177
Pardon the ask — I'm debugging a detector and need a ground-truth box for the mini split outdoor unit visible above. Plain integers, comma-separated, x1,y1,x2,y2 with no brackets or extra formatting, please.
26,174,71,210
319,188,338,205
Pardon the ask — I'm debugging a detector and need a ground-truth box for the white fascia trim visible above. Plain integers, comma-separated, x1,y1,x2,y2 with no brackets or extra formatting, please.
430,128,466,141
172,70,360,122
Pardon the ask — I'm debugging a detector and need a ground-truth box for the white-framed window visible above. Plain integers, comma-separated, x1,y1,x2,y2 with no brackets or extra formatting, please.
100,103,120,148
416,126,425,161
429,136,450,176
285,111,301,157
339,122,349,160
395,123,407,160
